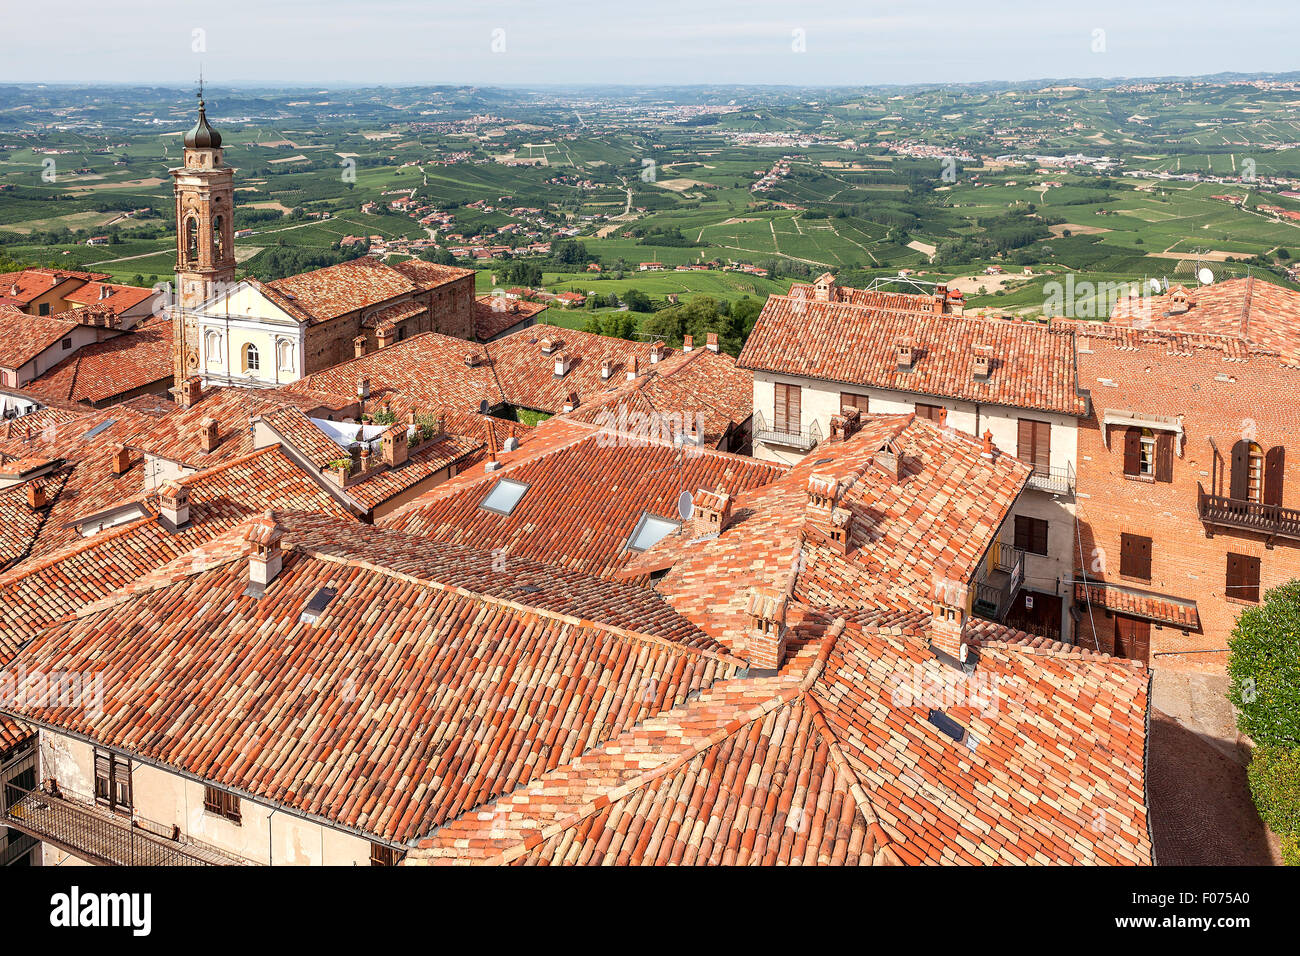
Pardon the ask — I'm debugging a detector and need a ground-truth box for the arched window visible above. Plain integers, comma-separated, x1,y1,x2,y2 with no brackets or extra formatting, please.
205,330,222,367
185,217,199,265
212,214,224,262
1230,439,1265,502
277,339,294,373
244,344,260,373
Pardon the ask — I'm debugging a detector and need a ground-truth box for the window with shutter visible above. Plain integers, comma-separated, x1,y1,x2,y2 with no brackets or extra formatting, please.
1123,426,1141,477
1017,419,1051,475
93,748,132,813
1264,446,1285,506
1230,440,1251,500
1155,432,1174,483
840,392,870,415
1014,515,1049,555
915,403,944,422
204,786,242,823
1227,552,1261,603
1120,533,1152,581
774,383,801,434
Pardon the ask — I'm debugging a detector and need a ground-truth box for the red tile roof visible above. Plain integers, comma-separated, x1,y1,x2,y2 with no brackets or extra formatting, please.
740,295,1088,416
0,306,80,371
24,318,172,405
380,420,785,582
262,257,470,325
2,518,741,844
0,268,108,306
474,295,547,341
1074,581,1200,630
1110,277,1300,364
61,281,156,316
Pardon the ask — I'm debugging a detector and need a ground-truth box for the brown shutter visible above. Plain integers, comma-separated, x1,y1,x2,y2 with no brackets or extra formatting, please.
1018,419,1032,462
1155,432,1174,483
1243,555,1261,602
1230,440,1250,499
787,385,801,433
1123,427,1141,476
1137,536,1152,580
774,384,787,432
1035,421,1051,472
1014,515,1029,551
1264,446,1285,506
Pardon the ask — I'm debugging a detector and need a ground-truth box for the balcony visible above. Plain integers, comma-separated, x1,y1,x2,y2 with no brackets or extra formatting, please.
2,782,251,866
1024,462,1075,496
1198,484,1300,545
753,410,822,452
973,538,1025,621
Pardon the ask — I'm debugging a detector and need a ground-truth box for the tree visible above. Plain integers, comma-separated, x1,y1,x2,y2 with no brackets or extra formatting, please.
1229,580,1300,864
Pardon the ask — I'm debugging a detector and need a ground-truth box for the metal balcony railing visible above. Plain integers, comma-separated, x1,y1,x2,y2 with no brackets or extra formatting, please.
1024,461,1075,496
973,538,1025,621
2,782,251,866
1198,483,1300,543
753,410,823,452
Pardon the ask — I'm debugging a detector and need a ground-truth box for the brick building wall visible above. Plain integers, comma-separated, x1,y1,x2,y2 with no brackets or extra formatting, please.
1073,333,1300,672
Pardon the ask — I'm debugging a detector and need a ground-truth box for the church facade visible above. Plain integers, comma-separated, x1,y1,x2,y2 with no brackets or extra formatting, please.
169,99,476,391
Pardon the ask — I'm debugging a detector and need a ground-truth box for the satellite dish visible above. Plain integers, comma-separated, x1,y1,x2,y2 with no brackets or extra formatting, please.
1148,278,1162,294
677,490,693,521
478,399,490,414
1197,267,1214,286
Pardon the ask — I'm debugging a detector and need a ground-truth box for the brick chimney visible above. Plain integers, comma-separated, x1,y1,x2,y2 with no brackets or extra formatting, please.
813,272,836,302
627,356,639,381
745,587,789,672
683,334,694,353
562,391,579,413
246,512,284,589
465,349,485,368
873,438,904,483
1169,286,1191,315
111,444,132,476
601,358,613,380
381,425,408,467
179,375,202,409
929,575,970,661
896,337,914,371
933,284,948,315
199,416,219,453
690,487,732,538
376,325,396,350
972,344,993,381
980,429,995,460
357,376,370,404
649,341,664,364
353,335,367,359
805,474,852,553
554,353,573,377
26,482,47,510
829,407,862,442
158,480,190,529
540,337,558,355
706,332,719,353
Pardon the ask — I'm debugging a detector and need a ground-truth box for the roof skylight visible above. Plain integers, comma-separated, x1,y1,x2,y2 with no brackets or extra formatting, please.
479,478,529,516
627,511,681,553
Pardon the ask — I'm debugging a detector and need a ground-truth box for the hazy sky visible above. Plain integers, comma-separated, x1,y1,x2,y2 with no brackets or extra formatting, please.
7,1,1296,87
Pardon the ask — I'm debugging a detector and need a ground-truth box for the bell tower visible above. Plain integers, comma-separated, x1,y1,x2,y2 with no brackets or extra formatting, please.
170,85,235,386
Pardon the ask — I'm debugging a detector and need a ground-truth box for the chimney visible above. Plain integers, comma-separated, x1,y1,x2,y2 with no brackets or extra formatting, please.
896,337,914,371
381,425,408,467
562,391,579,413
554,353,573,377
745,587,789,672
199,416,219,453
540,337,558,355
1169,286,1191,315
829,407,862,442
179,375,202,409
246,512,284,589
376,325,396,350
690,487,732,538
353,335,367,359
683,334,694,353
465,349,484,368
805,474,853,553
26,482,47,510
873,438,904,483
706,332,719,353
980,429,995,460
357,376,370,401
601,358,613,380
111,444,131,476
813,272,836,302
649,341,664,364
929,575,970,662
972,344,993,382
627,356,639,381
158,480,190,529
483,416,500,472
933,284,947,315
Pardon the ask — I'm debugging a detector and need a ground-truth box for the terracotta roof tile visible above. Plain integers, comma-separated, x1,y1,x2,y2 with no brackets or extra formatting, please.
25,318,172,405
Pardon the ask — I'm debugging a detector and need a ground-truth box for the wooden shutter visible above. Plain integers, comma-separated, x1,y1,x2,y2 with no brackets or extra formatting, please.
1014,515,1030,552
1123,427,1141,476
1264,446,1285,506
1121,533,1152,580
1018,419,1032,462
840,392,869,415
788,385,801,434
1014,516,1048,555
1035,421,1051,472
1230,440,1250,499
1228,553,1260,602
1155,432,1174,483
774,384,787,432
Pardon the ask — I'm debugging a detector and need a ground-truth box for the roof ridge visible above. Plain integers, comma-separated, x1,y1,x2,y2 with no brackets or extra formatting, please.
412,676,802,862
0,511,158,588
